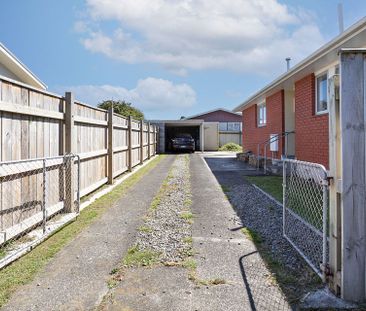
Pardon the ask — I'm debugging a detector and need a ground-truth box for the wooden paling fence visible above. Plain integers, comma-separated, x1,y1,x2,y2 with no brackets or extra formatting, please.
0,76,158,238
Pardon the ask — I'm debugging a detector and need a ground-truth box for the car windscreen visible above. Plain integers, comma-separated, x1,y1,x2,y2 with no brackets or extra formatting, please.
175,134,192,139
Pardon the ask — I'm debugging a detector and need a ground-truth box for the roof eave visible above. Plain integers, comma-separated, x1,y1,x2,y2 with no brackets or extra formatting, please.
233,16,366,112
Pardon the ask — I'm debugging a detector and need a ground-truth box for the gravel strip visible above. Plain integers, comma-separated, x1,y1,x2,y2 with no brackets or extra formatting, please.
137,154,192,263
228,180,321,298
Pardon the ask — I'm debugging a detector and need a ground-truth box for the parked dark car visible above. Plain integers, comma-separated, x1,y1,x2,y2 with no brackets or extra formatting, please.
171,133,195,152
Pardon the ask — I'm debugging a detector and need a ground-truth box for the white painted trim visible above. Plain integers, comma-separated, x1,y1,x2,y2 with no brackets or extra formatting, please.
315,71,329,115
0,42,47,89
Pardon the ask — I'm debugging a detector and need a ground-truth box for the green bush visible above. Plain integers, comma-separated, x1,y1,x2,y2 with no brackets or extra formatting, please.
219,143,242,152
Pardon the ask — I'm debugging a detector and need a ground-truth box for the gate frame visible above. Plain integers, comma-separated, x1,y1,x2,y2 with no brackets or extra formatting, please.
282,158,329,280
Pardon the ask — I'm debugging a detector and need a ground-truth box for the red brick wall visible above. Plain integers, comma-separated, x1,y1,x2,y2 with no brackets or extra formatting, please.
242,90,284,159
189,110,241,122
295,74,329,168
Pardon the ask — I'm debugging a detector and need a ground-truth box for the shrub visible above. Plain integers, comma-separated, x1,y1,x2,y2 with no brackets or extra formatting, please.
219,143,242,152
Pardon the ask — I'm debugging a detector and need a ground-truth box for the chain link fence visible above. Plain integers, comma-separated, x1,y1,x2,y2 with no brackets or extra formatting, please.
283,159,328,279
0,154,80,265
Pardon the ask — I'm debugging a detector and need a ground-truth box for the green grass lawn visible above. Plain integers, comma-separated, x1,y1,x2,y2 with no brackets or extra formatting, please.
245,175,283,203
0,155,165,308
246,175,326,231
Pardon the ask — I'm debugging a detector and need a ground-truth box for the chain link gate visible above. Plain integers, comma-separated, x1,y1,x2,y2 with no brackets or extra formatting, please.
283,159,329,279
0,154,80,265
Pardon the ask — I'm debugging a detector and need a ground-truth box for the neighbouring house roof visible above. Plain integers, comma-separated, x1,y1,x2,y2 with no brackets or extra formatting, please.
233,16,366,112
0,42,47,90
150,119,204,126
184,108,241,120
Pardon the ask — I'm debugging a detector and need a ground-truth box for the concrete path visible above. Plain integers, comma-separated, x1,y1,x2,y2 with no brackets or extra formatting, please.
100,154,290,311
190,154,290,311
2,155,175,311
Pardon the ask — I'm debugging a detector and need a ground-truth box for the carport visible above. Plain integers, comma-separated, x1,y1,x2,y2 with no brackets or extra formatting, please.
151,120,204,153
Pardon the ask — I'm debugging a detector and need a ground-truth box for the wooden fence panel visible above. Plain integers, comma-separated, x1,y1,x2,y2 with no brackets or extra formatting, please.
113,114,128,177
74,102,108,197
131,120,141,167
0,80,64,230
0,76,158,234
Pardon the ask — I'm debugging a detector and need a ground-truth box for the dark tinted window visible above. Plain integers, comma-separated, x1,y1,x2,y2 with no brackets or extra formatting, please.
175,133,192,138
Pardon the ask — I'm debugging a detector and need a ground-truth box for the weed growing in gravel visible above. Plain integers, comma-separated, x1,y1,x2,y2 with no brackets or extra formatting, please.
179,211,194,223
122,245,160,268
182,258,197,270
138,226,153,233
241,227,263,244
184,198,192,207
109,268,119,275
188,270,226,287
183,237,193,244
221,185,231,193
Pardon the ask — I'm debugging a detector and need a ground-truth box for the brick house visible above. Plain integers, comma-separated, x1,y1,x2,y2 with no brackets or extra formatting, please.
234,17,366,168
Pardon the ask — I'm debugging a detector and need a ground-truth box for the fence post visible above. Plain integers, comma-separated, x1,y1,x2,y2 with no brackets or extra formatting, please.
128,116,133,172
328,73,342,294
64,92,75,213
153,125,156,155
147,122,151,159
42,158,47,233
140,120,144,164
339,49,366,302
108,107,114,184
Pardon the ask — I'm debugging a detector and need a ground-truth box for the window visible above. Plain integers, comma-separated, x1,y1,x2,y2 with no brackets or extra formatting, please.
227,122,241,132
316,73,328,114
219,122,228,131
219,122,242,132
257,102,266,126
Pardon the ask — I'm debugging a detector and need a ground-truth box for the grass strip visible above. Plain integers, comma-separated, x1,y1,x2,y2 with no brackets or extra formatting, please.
0,155,165,308
245,175,283,203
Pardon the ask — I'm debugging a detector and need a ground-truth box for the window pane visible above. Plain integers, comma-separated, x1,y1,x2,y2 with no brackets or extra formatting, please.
317,74,328,112
219,122,228,131
228,122,240,131
257,102,266,126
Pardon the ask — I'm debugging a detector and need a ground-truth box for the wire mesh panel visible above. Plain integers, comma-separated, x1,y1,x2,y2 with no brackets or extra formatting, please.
0,154,80,262
283,159,328,278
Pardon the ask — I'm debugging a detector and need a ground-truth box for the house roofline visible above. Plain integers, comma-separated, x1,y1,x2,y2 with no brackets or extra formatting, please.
233,16,366,112
0,42,47,90
184,108,241,120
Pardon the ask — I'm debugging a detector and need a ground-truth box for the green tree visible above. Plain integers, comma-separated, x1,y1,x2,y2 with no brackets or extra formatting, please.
98,100,144,120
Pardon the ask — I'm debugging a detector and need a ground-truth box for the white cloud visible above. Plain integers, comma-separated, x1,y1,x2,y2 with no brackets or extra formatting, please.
76,0,324,75
59,77,197,116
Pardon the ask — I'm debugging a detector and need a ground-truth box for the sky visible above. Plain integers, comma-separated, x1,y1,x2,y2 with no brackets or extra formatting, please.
0,0,365,119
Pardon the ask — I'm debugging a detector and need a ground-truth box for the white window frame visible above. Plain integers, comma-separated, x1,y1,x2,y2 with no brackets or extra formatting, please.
315,71,329,115
257,101,266,127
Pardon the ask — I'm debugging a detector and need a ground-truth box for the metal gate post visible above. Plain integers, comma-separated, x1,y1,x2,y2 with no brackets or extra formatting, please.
322,179,329,282
42,159,47,234
282,160,286,237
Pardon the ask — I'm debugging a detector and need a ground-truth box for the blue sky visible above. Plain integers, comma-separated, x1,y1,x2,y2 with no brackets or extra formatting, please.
0,1,365,119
